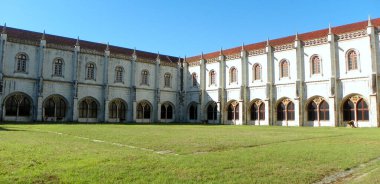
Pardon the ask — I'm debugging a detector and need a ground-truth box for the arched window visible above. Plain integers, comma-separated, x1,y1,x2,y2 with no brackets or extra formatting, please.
5,93,31,117
280,60,289,78
207,102,218,121
115,66,123,83
137,101,151,119
109,99,127,120
308,101,318,121
189,103,198,120
209,70,216,85
53,58,64,77
86,63,96,80
250,101,265,120
79,98,98,118
311,56,321,75
357,99,369,121
43,96,67,120
319,101,329,121
227,102,239,121
192,73,197,87
161,103,173,119
141,70,149,85
343,100,355,121
164,73,171,87
253,64,261,81
16,53,27,73
347,50,358,71
277,99,294,121
230,67,237,83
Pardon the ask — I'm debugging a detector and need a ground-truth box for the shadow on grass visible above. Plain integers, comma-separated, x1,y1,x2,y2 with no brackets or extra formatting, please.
0,121,221,126
0,126,25,131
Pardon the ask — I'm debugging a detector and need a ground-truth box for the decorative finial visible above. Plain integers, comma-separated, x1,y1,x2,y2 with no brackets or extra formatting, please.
266,37,270,46
368,15,372,27
295,32,299,41
105,42,110,51
2,23,6,34
328,24,332,34
41,30,46,40
184,55,187,61
220,47,223,55
201,52,204,59
75,36,80,46
156,51,160,60
241,42,245,51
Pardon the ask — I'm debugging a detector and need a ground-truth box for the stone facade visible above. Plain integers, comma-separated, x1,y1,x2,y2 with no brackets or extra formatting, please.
1,18,380,127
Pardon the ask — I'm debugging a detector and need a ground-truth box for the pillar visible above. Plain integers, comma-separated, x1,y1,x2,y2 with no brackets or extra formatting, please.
218,53,226,124
103,44,110,122
0,25,7,121
328,25,340,127
294,33,305,127
36,34,46,121
265,40,275,126
72,38,80,122
199,55,206,122
130,49,137,123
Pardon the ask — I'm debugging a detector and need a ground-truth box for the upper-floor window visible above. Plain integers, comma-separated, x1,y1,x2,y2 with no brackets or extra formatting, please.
141,70,149,85
280,60,289,78
164,73,171,87
86,63,96,80
209,70,216,85
53,58,64,77
192,73,197,87
115,66,123,83
253,64,261,81
347,50,358,71
16,53,28,73
230,67,237,83
311,56,321,75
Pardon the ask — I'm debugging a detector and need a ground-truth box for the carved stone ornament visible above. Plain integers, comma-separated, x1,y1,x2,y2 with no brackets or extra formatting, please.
255,100,263,107
282,98,291,106
14,94,25,104
312,97,324,106
349,95,362,104
230,101,239,108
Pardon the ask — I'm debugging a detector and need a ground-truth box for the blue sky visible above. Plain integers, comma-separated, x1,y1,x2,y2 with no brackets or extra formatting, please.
0,0,379,57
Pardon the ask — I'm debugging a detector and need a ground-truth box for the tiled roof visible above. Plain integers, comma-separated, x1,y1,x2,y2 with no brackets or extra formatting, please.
186,18,380,63
0,26,182,64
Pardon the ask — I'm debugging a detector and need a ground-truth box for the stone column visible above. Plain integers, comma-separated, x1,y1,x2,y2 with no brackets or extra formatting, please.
199,56,206,122
218,54,226,124
265,40,275,125
241,45,249,125
328,25,340,127
103,44,110,122
154,54,161,123
367,18,380,127
36,34,46,121
72,38,80,122
129,50,137,122
0,25,7,121
294,34,305,127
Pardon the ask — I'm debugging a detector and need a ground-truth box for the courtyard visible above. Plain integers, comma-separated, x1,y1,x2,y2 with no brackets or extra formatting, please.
1,124,380,183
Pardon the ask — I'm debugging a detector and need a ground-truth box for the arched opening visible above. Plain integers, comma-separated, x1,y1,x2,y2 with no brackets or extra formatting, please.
137,101,151,119
79,97,99,119
188,102,198,120
276,98,294,125
109,99,127,121
161,102,174,120
227,101,239,121
43,95,67,121
4,93,32,119
307,97,330,126
343,95,369,123
206,101,217,121
250,100,265,121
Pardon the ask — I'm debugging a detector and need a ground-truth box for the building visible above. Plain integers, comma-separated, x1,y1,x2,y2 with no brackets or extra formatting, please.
0,18,380,127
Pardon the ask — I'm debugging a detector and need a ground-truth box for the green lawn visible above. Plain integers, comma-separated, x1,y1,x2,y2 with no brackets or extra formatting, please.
1,124,380,183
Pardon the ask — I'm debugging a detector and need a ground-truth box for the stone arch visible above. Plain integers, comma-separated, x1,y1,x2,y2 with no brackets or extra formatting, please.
3,92,33,121
42,94,69,121
305,96,330,126
136,100,152,120
187,101,198,121
109,98,127,121
78,97,100,119
161,101,175,120
341,94,369,127
249,99,265,122
226,100,239,121
275,97,295,125
205,101,218,121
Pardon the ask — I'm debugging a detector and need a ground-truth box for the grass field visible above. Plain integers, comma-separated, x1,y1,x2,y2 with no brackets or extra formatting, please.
1,124,380,183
